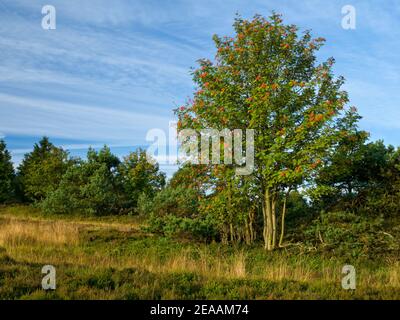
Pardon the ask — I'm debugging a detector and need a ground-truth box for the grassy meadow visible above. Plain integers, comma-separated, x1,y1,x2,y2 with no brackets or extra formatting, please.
0,205,398,300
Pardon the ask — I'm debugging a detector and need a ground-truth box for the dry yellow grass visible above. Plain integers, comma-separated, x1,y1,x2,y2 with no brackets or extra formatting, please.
0,209,141,232
388,261,400,286
0,218,79,247
146,249,247,279
0,215,398,291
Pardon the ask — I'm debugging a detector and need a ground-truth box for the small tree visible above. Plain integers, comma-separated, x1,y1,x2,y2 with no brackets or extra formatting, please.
17,137,70,202
176,14,360,250
315,138,390,203
0,140,15,203
41,146,122,215
118,149,166,209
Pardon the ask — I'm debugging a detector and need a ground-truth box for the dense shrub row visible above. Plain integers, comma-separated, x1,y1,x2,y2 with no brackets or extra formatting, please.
0,137,165,216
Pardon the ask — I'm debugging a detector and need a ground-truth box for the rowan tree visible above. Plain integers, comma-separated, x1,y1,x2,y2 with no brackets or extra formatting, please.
176,14,360,250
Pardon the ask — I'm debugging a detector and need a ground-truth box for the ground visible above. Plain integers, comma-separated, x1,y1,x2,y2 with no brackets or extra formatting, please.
0,205,398,299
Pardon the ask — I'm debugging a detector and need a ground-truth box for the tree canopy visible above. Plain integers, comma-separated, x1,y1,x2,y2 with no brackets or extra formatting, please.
176,13,362,250
17,137,70,202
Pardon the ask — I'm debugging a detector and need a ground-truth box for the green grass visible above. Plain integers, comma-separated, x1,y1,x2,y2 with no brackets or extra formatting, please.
0,205,399,299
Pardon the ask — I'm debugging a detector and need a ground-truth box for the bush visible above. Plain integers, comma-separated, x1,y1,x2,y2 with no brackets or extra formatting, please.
139,186,218,240
138,186,200,218
117,149,165,209
40,147,166,216
40,150,123,216
303,211,399,258
146,214,219,240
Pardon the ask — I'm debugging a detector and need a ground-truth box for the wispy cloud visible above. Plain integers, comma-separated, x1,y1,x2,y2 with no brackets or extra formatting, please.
0,0,399,166
0,93,172,143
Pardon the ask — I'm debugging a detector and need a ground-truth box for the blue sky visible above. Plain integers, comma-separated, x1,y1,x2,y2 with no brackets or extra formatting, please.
0,0,399,176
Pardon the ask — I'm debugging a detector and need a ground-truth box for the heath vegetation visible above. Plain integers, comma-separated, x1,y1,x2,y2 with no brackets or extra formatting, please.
0,14,398,300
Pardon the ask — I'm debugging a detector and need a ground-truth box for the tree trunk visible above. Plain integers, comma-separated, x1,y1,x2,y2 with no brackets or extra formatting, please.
230,223,234,243
271,195,277,250
262,202,268,249
263,188,274,251
244,218,250,245
279,191,289,247
227,179,234,243
248,209,255,243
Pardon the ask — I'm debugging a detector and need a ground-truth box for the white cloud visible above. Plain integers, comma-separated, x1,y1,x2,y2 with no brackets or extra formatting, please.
1,0,400,149
0,93,173,143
